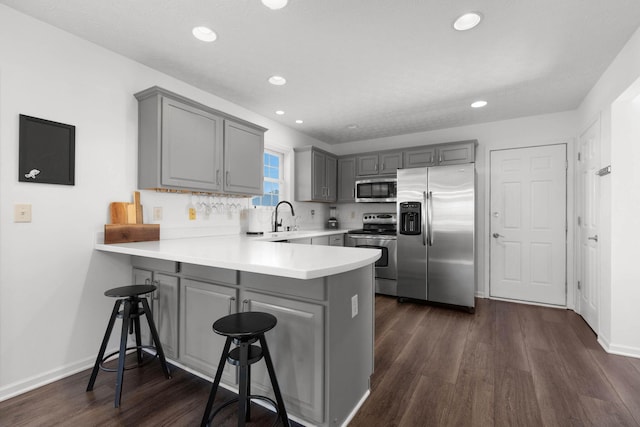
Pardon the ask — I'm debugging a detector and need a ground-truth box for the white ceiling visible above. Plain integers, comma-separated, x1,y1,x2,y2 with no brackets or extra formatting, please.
2,1,640,144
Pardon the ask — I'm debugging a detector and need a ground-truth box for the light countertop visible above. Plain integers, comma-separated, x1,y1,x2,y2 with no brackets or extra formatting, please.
95,230,380,280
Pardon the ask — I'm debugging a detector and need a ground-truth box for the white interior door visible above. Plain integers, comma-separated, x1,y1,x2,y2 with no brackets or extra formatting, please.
576,120,600,331
490,144,567,305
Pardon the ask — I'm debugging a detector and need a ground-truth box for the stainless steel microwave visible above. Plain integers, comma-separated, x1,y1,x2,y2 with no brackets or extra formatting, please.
355,177,397,202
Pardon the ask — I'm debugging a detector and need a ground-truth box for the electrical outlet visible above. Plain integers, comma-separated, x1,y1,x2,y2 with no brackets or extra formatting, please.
153,207,163,221
351,294,358,318
14,204,32,223
311,209,315,217
188,207,196,220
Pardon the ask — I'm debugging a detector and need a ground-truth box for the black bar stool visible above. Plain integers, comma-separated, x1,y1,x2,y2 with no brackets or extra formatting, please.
201,311,290,427
86,284,171,407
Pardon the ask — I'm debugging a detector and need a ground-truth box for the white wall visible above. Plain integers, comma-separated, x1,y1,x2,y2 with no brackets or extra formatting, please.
576,25,640,356
0,5,329,400
335,111,578,297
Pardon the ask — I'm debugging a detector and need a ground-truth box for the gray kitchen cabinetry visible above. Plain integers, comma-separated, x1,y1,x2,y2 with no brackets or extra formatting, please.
241,290,324,423
356,151,403,176
295,147,337,202
132,259,180,360
179,278,238,384
135,86,265,195
328,234,344,246
223,120,264,195
337,157,356,202
152,273,180,360
403,140,475,168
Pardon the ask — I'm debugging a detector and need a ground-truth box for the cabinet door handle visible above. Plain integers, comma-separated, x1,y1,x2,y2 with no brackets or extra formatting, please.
352,188,355,197
439,154,443,163
430,154,433,163
242,299,250,312
375,163,378,171
151,280,159,300
381,162,385,171
216,169,220,185
228,296,236,314
226,171,230,185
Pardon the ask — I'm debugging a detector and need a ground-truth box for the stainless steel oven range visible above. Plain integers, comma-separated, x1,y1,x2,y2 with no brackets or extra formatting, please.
346,213,397,296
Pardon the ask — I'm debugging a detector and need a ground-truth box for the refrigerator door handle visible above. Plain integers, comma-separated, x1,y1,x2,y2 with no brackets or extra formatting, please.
422,191,427,246
427,191,434,246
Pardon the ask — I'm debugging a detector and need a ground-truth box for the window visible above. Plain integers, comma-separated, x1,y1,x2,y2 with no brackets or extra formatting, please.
252,149,284,207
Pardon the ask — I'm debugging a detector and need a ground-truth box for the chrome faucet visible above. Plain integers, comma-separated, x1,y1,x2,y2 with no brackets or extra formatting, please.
273,201,295,232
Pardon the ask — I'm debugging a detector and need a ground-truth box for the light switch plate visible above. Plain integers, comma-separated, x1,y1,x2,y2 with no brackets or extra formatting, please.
14,204,32,223
153,207,163,221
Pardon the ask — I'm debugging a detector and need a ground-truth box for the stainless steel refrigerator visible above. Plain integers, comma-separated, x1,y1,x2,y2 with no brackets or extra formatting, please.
397,165,475,310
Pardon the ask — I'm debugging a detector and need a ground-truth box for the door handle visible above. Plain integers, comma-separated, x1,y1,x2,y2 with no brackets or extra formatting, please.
427,191,434,246
493,233,504,238
422,191,427,246
588,235,598,242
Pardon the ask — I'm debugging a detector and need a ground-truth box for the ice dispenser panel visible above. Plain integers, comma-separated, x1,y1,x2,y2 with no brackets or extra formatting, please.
399,202,421,235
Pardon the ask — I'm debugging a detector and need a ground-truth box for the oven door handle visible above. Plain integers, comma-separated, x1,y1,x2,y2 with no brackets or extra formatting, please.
348,235,396,240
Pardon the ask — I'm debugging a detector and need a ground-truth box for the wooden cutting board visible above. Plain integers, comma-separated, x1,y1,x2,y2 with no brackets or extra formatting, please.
110,202,131,224
104,224,159,244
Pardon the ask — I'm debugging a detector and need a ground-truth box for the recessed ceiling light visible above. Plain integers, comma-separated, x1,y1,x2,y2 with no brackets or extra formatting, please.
346,124,359,130
268,75,287,86
471,100,488,108
295,120,303,124
275,110,285,115
261,0,288,10
192,26,217,42
453,12,482,31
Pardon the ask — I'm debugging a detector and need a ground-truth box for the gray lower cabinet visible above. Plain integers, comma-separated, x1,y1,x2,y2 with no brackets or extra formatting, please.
179,278,238,384
295,147,337,202
337,157,356,202
132,268,178,359
152,273,180,360
135,86,265,195
133,268,154,346
328,234,344,246
241,290,324,423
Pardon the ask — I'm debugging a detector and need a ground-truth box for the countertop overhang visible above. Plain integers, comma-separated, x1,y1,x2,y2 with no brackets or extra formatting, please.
95,232,381,280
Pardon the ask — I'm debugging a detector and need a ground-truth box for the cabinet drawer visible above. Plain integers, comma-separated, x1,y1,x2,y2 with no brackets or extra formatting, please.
239,272,326,301
181,263,238,285
329,234,344,246
132,256,179,274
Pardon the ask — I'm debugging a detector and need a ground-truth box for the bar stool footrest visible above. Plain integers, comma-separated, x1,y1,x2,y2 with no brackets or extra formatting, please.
99,345,159,372
205,394,283,427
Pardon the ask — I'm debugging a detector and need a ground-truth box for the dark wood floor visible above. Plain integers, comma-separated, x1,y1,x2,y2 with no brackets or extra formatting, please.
2,297,640,426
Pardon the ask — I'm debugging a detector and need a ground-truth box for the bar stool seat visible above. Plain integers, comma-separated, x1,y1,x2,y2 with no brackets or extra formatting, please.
201,312,290,427
86,284,171,407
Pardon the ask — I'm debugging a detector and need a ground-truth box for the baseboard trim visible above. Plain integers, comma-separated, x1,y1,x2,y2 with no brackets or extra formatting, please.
0,355,96,403
598,335,640,359
341,389,370,427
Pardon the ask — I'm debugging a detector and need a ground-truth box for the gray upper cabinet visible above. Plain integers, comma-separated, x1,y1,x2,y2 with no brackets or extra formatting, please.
403,140,475,168
223,120,264,195
356,154,379,176
356,151,403,176
437,141,475,165
135,86,265,195
404,146,437,168
295,147,337,202
337,157,356,202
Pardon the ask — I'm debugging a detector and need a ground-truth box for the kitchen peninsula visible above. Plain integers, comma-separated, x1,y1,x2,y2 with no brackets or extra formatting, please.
95,233,380,427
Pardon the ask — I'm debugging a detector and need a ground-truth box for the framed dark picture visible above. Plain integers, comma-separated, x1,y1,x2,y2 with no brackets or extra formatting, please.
19,114,76,185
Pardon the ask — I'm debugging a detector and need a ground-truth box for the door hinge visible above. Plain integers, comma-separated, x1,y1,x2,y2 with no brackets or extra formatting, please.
577,216,581,226
577,280,581,290
578,152,581,161
565,160,568,170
